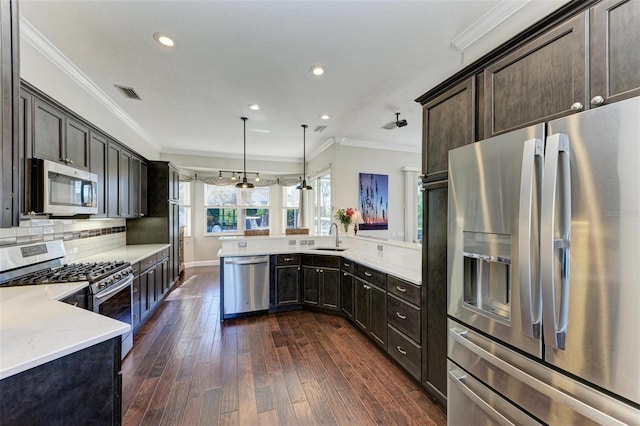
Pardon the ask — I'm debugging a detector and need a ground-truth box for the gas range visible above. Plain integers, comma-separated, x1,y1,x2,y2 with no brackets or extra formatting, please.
0,241,132,296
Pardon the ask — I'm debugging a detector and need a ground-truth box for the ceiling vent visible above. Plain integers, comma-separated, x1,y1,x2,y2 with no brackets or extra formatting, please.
115,85,141,100
314,125,328,133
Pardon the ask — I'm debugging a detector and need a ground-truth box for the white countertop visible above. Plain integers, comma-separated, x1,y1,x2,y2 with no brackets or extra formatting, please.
218,246,421,284
76,244,170,264
0,283,130,380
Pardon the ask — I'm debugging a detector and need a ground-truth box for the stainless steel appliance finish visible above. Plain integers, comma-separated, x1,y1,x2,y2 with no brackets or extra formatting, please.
223,256,270,316
92,274,134,358
32,158,98,215
448,97,640,424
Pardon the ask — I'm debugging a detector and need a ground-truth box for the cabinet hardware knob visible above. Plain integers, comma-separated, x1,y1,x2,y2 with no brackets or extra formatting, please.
364,271,372,277
590,96,605,106
396,346,407,355
316,269,319,273
396,286,407,293
364,284,370,290
570,102,583,111
320,269,323,273
396,312,407,320
68,159,74,164
344,272,348,276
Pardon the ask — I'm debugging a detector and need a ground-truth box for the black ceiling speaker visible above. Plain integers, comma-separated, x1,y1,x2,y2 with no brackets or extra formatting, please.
236,117,254,189
296,124,312,190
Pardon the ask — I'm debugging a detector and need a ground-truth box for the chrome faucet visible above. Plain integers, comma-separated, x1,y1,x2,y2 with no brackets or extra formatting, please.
329,222,341,247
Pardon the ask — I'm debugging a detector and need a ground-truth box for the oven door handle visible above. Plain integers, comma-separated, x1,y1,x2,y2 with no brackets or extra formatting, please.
94,275,134,300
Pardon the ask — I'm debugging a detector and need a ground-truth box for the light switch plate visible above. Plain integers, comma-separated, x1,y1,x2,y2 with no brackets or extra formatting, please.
377,244,384,252
238,241,247,248
288,240,296,245
308,240,314,246
300,240,308,245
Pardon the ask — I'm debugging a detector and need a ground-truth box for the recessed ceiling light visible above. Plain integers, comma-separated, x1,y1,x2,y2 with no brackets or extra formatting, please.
320,114,330,120
153,32,175,47
248,104,260,111
310,65,326,76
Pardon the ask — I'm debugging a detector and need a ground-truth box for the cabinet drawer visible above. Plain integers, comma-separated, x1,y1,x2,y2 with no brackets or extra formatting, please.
387,275,421,307
387,325,421,380
158,248,169,260
387,295,421,343
276,254,301,266
140,253,157,272
340,258,355,273
355,263,386,289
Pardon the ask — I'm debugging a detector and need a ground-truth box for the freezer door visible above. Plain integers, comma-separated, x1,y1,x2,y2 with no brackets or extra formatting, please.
448,124,544,358
544,97,640,405
448,320,640,425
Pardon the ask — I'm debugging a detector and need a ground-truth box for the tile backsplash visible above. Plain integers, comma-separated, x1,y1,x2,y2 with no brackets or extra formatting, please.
0,218,127,263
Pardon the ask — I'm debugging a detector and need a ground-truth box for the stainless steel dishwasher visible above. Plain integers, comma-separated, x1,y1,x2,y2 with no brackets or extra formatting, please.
223,256,270,315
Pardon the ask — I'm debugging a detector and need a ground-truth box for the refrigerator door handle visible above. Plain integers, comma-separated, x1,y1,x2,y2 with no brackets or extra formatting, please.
518,138,544,339
448,369,517,426
541,133,572,350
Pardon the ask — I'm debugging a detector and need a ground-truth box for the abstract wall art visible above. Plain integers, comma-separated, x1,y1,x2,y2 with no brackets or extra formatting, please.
358,173,388,230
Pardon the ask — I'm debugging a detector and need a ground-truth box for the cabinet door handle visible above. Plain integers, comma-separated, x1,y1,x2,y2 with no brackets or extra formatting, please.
343,262,350,267
396,286,407,293
363,284,371,290
284,257,293,262
396,346,407,355
396,312,406,320
364,271,373,277
570,102,583,111
343,272,349,276
590,95,605,107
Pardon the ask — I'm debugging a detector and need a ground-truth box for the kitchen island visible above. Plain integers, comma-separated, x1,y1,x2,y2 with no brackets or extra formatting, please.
0,283,129,424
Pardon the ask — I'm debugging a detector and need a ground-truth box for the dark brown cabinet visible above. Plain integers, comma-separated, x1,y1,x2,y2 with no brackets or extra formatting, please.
422,78,475,180
0,0,19,227
89,131,108,217
106,143,120,217
590,0,640,106
301,255,341,311
118,150,131,217
129,155,141,218
33,98,90,171
421,180,448,406
274,254,301,307
127,161,181,287
354,263,387,349
341,259,354,319
484,13,587,138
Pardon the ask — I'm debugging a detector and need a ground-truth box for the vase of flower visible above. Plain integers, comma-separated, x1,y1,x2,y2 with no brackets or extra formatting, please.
335,207,354,233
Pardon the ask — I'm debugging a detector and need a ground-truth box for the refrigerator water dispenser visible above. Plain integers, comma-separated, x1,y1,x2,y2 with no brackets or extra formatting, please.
462,232,512,323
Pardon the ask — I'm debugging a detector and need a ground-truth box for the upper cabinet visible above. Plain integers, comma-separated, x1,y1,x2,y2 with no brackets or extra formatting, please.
89,131,108,217
1,0,19,227
422,78,475,180
484,13,587,138
33,98,90,171
590,0,640,106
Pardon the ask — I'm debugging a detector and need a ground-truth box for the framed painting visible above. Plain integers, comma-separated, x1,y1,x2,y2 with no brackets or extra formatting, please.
358,173,388,230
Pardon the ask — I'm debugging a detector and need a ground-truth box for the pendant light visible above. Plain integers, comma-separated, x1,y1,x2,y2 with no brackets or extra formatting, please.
236,117,254,189
296,124,312,190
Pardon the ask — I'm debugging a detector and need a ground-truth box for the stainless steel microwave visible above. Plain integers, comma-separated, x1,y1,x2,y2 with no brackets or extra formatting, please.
32,159,98,215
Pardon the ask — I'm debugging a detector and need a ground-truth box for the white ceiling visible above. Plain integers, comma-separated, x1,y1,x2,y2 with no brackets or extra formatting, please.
18,0,563,165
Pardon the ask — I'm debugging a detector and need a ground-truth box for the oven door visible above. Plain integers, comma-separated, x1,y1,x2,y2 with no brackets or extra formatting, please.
93,275,133,359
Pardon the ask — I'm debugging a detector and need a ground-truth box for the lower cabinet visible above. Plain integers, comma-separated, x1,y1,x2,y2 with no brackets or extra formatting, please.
354,275,387,349
274,254,301,307
132,250,171,333
301,255,340,311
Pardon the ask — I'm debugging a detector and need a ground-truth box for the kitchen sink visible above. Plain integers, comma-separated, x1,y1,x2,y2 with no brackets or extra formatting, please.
313,247,347,252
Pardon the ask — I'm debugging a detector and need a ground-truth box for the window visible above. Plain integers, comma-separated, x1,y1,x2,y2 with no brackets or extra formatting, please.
282,185,301,230
204,184,271,235
312,172,331,235
178,181,191,237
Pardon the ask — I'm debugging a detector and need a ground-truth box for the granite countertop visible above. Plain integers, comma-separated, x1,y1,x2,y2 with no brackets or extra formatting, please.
217,246,420,284
76,244,170,264
0,283,130,380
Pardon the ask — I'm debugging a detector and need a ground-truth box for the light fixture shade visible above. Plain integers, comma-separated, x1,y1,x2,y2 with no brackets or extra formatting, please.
352,210,364,224
236,117,254,189
297,124,312,191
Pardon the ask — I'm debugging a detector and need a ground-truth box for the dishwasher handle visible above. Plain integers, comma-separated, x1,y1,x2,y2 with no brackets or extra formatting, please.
224,257,269,266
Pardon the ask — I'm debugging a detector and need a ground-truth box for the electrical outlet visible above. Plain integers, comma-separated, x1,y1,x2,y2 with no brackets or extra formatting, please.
300,240,308,245
288,240,296,246
238,241,247,248
308,240,315,246
377,244,383,252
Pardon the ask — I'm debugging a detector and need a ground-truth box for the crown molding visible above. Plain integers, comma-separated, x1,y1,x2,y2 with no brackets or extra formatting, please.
19,17,162,151
161,147,300,163
451,0,531,52
336,137,421,154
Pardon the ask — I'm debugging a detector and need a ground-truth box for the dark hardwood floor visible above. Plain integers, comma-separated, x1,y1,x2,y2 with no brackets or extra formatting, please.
122,266,446,425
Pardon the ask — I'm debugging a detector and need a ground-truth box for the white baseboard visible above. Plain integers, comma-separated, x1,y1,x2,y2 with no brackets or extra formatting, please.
185,260,220,268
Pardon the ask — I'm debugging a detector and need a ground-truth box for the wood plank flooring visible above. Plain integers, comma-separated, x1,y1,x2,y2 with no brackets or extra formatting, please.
122,266,446,425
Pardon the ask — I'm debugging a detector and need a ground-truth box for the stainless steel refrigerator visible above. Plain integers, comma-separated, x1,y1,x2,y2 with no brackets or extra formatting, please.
447,97,640,424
